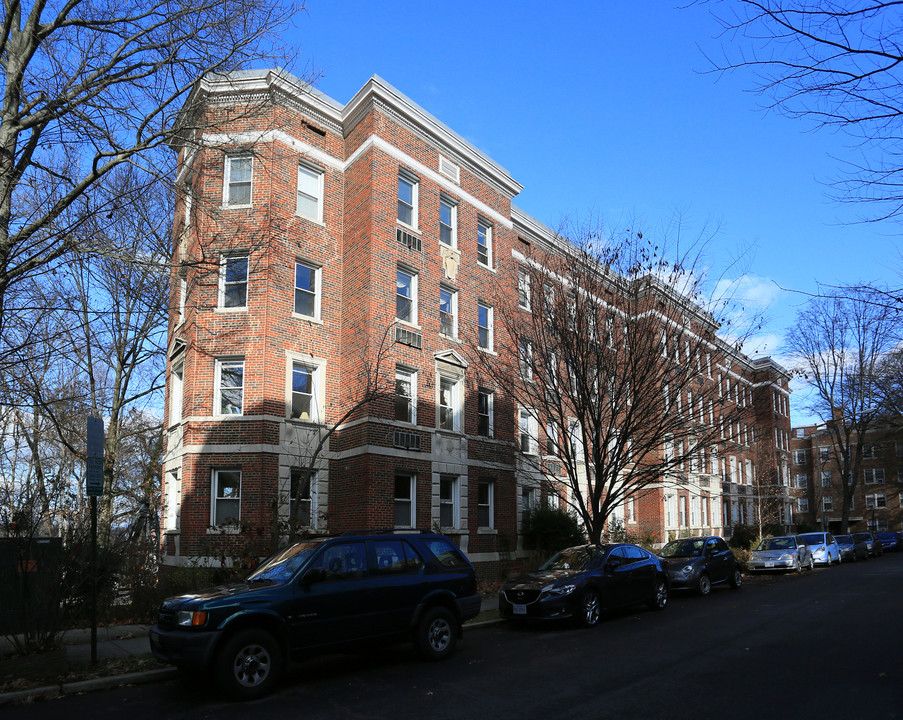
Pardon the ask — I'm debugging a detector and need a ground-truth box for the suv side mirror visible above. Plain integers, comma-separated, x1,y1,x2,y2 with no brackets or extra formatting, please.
301,567,326,586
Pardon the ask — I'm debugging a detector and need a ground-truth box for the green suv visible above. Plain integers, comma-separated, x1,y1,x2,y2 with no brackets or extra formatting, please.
149,531,481,699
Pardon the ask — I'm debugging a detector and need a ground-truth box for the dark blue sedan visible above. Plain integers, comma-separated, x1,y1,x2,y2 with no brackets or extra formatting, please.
499,543,668,627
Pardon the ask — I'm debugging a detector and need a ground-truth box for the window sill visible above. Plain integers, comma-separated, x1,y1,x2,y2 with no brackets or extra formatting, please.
295,214,326,228
477,346,497,356
478,262,496,273
292,313,324,325
213,413,246,420
477,528,498,535
287,416,323,426
214,307,248,314
396,320,422,331
207,526,241,535
439,333,462,344
396,221,420,235
221,203,253,210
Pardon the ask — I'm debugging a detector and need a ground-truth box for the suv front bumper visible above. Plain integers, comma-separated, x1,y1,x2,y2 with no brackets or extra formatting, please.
149,625,220,668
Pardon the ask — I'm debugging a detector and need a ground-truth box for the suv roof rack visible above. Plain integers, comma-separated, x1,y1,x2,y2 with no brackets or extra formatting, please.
339,528,432,536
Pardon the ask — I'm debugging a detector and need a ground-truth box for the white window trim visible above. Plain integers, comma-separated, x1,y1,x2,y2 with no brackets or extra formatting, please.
478,479,495,530
477,387,494,438
519,408,538,455
215,358,245,417
478,302,494,352
437,374,463,433
397,170,419,231
439,285,458,339
477,219,493,269
396,367,418,425
438,475,460,530
518,268,531,310
285,352,327,423
439,195,457,249
293,259,322,321
394,473,416,528
296,162,324,223
218,254,249,311
396,266,419,326
210,468,241,529
223,155,253,208
290,468,318,529
169,361,184,427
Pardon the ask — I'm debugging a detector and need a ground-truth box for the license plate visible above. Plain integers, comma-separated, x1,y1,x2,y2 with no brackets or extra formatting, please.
765,561,775,568
513,604,527,615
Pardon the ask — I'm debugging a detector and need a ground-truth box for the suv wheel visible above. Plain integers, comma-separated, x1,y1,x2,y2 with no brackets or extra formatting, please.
416,607,458,661
216,629,283,700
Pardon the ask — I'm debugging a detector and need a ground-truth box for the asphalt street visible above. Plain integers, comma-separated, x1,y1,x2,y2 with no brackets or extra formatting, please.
6,553,903,720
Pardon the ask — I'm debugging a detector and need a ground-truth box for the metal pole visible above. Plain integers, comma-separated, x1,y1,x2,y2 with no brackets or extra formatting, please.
91,495,97,665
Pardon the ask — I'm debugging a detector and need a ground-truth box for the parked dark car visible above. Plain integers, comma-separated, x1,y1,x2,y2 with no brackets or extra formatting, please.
835,534,869,561
498,543,668,627
875,531,900,552
149,531,481,699
658,536,742,594
853,531,884,557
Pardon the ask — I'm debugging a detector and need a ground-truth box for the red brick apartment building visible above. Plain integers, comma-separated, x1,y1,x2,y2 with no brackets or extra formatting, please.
790,424,903,533
161,69,793,577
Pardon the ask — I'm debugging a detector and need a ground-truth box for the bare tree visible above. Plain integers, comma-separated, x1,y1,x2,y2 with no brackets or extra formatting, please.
0,0,303,327
471,219,757,544
700,1,903,220
787,285,903,531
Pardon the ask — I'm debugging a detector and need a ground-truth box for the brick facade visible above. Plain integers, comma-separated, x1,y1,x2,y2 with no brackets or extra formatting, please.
161,70,792,580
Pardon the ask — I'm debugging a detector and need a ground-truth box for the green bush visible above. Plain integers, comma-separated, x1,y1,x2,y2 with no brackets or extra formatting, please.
729,525,759,550
522,506,586,556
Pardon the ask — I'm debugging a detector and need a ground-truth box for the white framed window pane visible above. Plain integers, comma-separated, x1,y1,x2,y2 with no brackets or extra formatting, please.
291,364,315,420
440,198,455,247
394,474,413,526
478,389,492,437
478,303,492,350
227,157,252,205
478,480,494,528
398,176,414,225
440,287,455,336
290,468,315,526
218,361,244,415
477,221,491,267
396,270,414,322
439,377,456,431
440,476,456,527
297,165,321,220
395,370,415,423
214,470,241,525
295,262,317,317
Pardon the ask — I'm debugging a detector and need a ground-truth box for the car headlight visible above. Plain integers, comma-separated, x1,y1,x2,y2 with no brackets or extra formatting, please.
779,553,794,562
543,584,577,597
815,545,825,553
681,565,695,576
176,610,208,627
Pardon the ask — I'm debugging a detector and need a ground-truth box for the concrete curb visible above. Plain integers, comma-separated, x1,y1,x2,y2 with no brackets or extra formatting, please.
0,667,178,707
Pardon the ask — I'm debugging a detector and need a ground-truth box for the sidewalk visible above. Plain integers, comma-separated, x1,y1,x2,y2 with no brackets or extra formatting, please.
0,596,501,706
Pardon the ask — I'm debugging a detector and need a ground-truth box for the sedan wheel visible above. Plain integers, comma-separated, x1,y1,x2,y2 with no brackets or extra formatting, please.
579,589,601,628
808,556,815,571
697,574,712,596
729,568,742,589
795,558,802,573
648,578,668,611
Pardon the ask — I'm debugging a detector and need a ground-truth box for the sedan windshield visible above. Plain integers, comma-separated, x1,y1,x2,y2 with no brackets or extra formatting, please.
538,546,599,572
756,537,795,551
660,539,705,558
246,542,320,583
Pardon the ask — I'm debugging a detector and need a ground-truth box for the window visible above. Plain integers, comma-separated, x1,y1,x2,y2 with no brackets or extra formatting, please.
793,449,807,465
169,362,183,426
519,408,537,454
866,493,887,509
316,542,368,580
864,468,885,484
439,196,457,248
518,268,531,309
438,375,461,432
211,469,241,526
821,471,832,487
394,473,415,527
374,539,423,574
822,496,834,512
522,486,538,525
795,474,808,489
477,303,493,351
291,362,319,421
216,359,244,416
395,368,417,424
819,446,830,462
219,255,248,309
178,276,187,323
396,268,417,324
290,468,316,527
477,219,492,268
862,443,879,459
477,388,493,437
297,164,323,221
478,479,494,528
397,172,418,228
163,470,181,532
546,422,558,455
439,475,459,528
868,518,889,532
519,338,533,380
224,155,252,206
569,419,583,459
439,286,457,337
294,261,321,318
797,497,809,513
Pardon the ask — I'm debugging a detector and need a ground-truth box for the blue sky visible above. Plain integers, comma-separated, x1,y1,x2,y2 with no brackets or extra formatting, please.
283,1,901,426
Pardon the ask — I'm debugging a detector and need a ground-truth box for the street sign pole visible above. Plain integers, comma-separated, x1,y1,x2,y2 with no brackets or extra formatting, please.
86,417,104,666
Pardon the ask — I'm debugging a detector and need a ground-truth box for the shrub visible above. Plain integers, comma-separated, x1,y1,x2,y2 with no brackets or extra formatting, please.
522,506,586,556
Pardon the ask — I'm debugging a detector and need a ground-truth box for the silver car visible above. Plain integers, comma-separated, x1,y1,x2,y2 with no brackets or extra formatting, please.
748,535,814,573
798,532,841,566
